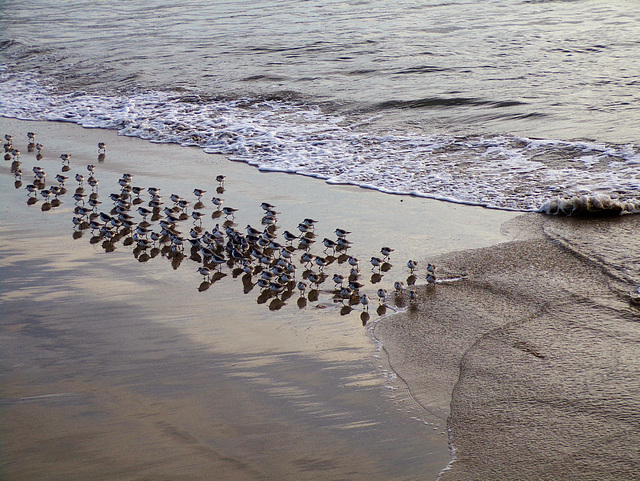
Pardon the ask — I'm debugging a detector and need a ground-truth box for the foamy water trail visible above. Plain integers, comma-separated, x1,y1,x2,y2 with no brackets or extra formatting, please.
2,72,640,213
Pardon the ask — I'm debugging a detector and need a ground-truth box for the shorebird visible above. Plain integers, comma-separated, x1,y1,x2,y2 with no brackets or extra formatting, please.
222,206,238,218
40,189,52,201
216,175,226,185
300,252,314,265
426,273,437,285
427,263,437,274
35,143,44,152
282,230,298,244
336,237,352,249
314,256,328,270
193,188,206,199
333,273,345,286
322,238,337,252
27,132,36,143
335,228,350,239
370,256,383,271
407,259,418,273
297,222,312,234
211,196,223,209
87,164,96,175
381,246,394,259
339,286,352,299
261,202,276,211
75,173,85,186
55,174,68,185
33,168,46,182
118,177,130,188
60,153,71,164
308,272,321,286
360,294,370,311
197,266,212,280
301,218,318,230
377,288,387,304
394,281,405,292
298,236,315,249
297,281,307,295
98,142,106,153
348,256,359,271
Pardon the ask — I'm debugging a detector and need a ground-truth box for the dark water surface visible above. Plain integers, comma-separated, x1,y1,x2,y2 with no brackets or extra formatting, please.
1,0,639,211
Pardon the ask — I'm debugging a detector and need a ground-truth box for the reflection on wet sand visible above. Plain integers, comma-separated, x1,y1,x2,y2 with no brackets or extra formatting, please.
2,124,456,481
4,130,443,322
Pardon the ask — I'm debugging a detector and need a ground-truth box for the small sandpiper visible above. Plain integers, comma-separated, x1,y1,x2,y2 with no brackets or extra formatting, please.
381,246,394,259
282,230,299,243
25,184,38,196
322,238,337,252
211,196,223,209
335,228,351,239
377,288,387,304
360,294,370,311
222,206,238,218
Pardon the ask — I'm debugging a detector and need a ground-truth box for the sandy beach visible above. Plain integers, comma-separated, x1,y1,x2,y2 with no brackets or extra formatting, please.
1,118,519,480
375,214,640,480
3,118,640,480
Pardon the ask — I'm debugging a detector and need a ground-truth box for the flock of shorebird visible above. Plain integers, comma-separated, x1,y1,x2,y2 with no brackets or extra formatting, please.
5,131,439,322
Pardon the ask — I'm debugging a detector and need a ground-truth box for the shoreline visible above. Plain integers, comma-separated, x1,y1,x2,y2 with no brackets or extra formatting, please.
1,118,517,480
374,213,640,480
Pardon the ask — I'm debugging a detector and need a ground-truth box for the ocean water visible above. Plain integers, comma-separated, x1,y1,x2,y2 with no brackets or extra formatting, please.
1,0,640,213
2,2,640,479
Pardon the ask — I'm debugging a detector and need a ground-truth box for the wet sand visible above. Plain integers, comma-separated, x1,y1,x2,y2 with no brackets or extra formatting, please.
6,117,636,480
375,214,640,480
1,118,518,480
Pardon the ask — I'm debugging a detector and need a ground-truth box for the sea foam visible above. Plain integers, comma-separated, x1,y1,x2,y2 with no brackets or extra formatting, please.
2,72,639,213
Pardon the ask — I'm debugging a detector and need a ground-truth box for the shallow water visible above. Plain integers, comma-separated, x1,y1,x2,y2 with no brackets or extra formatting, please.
375,214,640,480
